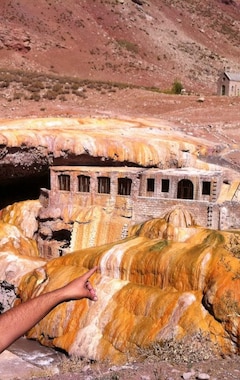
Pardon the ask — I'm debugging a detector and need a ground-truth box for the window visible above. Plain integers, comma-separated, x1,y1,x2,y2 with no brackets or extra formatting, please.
147,178,155,192
58,174,70,191
118,177,132,196
78,175,90,192
98,176,110,194
202,181,211,195
177,179,193,199
161,179,169,193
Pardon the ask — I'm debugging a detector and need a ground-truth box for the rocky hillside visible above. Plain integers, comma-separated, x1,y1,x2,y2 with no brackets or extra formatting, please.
0,0,240,94
0,0,240,209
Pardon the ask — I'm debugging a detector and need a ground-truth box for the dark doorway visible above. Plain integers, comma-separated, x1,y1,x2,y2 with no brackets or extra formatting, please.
177,179,194,199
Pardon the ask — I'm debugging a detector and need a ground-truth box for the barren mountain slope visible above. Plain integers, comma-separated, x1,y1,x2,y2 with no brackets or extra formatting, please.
0,2,240,379
0,0,240,94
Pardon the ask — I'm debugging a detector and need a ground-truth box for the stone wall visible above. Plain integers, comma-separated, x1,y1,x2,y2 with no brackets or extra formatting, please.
219,201,240,230
36,166,233,258
133,197,220,229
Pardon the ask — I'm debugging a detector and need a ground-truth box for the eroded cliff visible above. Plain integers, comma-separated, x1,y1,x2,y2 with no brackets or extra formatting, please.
17,216,240,363
0,117,229,176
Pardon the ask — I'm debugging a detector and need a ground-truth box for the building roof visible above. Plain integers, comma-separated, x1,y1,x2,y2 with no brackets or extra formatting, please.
224,72,240,82
51,166,145,174
51,165,222,177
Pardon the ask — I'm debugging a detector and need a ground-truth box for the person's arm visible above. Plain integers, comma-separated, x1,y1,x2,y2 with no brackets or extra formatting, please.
0,266,98,353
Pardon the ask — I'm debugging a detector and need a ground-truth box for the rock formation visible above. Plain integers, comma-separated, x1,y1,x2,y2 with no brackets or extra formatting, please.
0,117,239,364
0,117,228,180
0,200,46,286
16,214,240,363
0,200,239,363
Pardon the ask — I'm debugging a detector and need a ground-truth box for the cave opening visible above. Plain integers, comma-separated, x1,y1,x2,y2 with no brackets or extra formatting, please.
0,171,50,209
52,229,71,242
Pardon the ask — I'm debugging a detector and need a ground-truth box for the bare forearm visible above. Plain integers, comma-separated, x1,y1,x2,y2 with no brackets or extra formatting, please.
0,266,98,354
0,288,64,353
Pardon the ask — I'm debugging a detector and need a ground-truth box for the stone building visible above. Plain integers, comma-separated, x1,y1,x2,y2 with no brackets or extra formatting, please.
37,165,240,258
217,71,240,96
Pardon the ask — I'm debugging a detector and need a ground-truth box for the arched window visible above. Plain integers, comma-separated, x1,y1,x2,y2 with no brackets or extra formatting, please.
118,177,132,196
177,179,193,199
58,174,70,191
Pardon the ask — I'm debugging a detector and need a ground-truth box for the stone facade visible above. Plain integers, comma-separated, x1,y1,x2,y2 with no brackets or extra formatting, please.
217,71,240,96
37,165,240,258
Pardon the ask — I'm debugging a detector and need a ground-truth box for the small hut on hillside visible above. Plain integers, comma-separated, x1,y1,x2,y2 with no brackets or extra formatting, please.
217,71,240,96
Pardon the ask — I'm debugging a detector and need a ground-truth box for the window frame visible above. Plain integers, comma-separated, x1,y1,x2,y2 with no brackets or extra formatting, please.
58,174,70,191
78,175,90,193
97,176,111,194
118,177,132,196
161,179,170,193
202,181,211,196
147,178,155,192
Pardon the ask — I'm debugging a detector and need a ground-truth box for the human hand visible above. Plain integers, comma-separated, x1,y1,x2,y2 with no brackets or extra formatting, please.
0,266,99,353
61,266,98,302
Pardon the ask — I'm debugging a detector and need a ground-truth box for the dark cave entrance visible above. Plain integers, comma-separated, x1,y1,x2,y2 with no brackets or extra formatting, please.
0,171,50,209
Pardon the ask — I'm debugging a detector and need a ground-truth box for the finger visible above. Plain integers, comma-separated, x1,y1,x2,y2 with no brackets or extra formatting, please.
85,280,95,293
82,266,99,282
85,280,91,289
88,288,98,301
84,280,97,300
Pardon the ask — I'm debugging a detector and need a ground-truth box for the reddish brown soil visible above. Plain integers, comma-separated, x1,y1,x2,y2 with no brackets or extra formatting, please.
1,88,240,153
0,0,240,94
0,1,240,378
35,354,240,380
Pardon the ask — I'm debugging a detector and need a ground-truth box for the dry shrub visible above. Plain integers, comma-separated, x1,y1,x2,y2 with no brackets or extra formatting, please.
138,332,219,364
